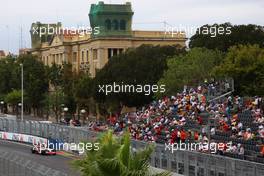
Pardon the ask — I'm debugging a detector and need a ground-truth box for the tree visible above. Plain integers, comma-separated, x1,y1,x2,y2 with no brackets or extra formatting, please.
44,89,65,122
5,90,21,105
189,23,264,52
0,57,20,95
73,131,171,176
75,74,93,105
94,45,185,109
4,90,22,115
48,63,63,89
61,63,77,116
75,74,94,118
17,54,49,116
45,64,64,121
213,44,264,96
157,48,223,97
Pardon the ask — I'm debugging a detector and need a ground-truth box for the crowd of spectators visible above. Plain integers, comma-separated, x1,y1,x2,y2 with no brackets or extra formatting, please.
87,79,264,162
212,96,264,159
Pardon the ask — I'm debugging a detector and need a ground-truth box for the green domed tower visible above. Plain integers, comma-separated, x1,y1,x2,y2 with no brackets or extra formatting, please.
89,1,134,38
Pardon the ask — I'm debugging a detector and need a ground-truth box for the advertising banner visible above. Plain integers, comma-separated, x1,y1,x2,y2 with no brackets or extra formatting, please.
0,132,47,145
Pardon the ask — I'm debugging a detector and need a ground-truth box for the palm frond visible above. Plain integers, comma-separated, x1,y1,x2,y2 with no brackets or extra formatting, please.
118,131,131,167
73,130,169,176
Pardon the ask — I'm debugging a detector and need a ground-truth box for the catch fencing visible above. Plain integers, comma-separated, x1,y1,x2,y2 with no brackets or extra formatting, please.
132,140,264,176
0,117,264,176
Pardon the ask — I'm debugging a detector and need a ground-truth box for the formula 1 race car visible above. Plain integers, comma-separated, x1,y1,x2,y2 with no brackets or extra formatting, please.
31,143,56,155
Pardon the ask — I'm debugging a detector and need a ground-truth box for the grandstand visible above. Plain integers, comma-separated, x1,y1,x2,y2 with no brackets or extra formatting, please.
89,78,264,165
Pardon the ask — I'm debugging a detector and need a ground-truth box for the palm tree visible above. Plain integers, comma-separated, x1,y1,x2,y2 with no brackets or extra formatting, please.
73,130,171,176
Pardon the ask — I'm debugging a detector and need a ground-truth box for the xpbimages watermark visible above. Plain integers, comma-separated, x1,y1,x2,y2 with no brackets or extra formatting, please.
31,24,100,37
165,24,232,38
33,141,100,154
165,141,232,154
98,82,166,96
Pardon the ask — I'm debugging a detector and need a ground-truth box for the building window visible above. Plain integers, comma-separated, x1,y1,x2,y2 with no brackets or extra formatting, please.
64,55,68,63
120,20,126,30
93,49,97,60
81,51,84,62
60,53,63,64
52,54,55,63
86,50,89,62
58,54,61,64
108,48,112,59
105,19,111,30
108,48,123,59
56,54,59,63
112,20,119,30
113,49,118,56
73,52,77,62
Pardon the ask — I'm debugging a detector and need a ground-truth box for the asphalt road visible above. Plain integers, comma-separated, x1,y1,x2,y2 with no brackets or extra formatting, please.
0,140,80,176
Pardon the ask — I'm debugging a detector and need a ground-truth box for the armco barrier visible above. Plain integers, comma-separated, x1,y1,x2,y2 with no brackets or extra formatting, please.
0,117,264,176
0,131,47,145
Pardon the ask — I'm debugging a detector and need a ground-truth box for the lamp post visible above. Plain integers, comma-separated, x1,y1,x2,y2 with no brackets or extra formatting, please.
63,107,69,112
80,109,86,125
0,101,4,114
59,104,65,122
63,107,69,125
20,63,24,121
18,103,22,119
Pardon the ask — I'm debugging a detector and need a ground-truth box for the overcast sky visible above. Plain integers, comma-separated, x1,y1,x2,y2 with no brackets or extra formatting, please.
0,0,263,54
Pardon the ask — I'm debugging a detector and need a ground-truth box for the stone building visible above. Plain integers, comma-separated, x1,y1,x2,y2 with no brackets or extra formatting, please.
30,1,186,77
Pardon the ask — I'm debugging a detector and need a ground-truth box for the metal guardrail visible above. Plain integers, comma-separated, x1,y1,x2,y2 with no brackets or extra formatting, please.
0,151,67,176
206,78,234,102
0,117,264,176
208,90,233,103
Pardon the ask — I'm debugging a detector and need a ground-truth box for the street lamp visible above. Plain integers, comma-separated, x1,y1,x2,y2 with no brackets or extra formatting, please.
63,107,69,112
0,101,4,114
63,107,69,125
59,104,65,121
20,63,24,121
18,103,22,119
80,109,86,124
